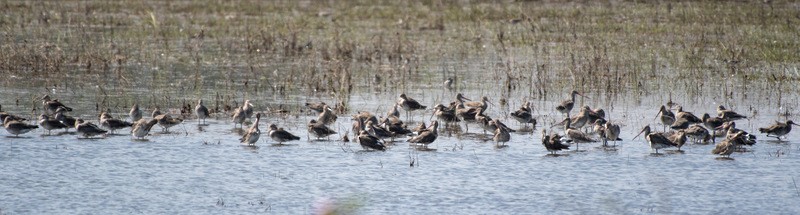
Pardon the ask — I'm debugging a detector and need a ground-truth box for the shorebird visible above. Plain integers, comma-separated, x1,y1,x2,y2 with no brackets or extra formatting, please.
151,107,163,118
41,95,72,115
634,125,676,154
759,120,798,140
74,118,107,138
240,113,262,145
433,104,460,127
675,106,702,124
365,120,393,140
444,77,454,91
596,119,621,147
667,130,688,151
718,121,757,146
131,118,158,140
357,130,386,151
455,103,478,132
305,102,327,113
717,105,747,121
242,100,254,120
154,113,183,133
412,122,427,135
656,105,676,132
380,117,412,138
0,104,27,123
712,131,745,158
587,107,605,125
130,104,143,122
491,120,511,147
564,118,597,151
510,101,536,129
542,129,570,154
398,94,426,121
268,124,300,145
38,114,67,135
100,112,133,134
195,99,209,125
308,119,337,140
408,120,439,148
463,96,491,111
387,104,401,119
702,113,725,141
3,117,38,137
684,124,712,144
232,106,246,128
54,107,76,132
318,105,338,125
556,90,587,117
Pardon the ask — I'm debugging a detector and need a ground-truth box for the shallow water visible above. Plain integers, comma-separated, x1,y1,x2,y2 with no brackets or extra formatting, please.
2,90,800,214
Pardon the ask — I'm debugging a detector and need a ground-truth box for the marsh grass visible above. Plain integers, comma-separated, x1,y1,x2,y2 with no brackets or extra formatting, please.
0,0,798,117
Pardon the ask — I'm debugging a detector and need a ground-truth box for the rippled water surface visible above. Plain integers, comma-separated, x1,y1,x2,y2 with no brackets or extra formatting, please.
2,90,800,214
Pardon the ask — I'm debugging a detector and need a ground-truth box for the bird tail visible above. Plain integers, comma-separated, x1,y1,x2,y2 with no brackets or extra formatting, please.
758,128,768,133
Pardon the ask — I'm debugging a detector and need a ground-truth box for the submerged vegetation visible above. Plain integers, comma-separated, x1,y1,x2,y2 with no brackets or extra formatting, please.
0,0,798,115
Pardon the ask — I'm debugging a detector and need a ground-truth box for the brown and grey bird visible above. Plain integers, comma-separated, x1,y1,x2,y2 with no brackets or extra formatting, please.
380,117,412,138
667,130,688,151
365,120,393,140
634,125,676,154
129,104,143,122
0,104,27,123
398,93,427,121
317,105,338,126
387,104,401,119
675,106,702,124
408,120,439,147
684,124,712,144
491,120,511,147
3,117,38,137
586,107,606,125
444,77,454,91
357,130,386,151
54,107,76,132
463,96,491,111
195,99,209,125
305,102,327,113
154,112,183,133
38,114,67,135
240,113,262,145
433,104,460,127
308,119,337,140
74,118,107,138
712,131,745,158
231,106,246,128
510,101,536,129
556,90,587,117
100,112,133,134
656,105,676,132
542,129,570,154
702,113,726,141
41,95,72,115
717,105,747,121
242,100,254,120
596,119,621,147
455,103,479,132
564,118,597,151
718,121,757,146
759,120,798,140
268,124,300,145
131,118,158,140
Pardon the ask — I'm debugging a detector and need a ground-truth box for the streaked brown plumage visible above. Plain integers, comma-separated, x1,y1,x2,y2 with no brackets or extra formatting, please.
38,114,67,135
131,118,158,140
717,105,747,121
240,113,262,145
268,124,300,144
759,120,798,140
308,119,337,140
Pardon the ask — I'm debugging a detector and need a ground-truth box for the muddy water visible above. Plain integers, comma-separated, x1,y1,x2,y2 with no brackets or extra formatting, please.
1,87,799,214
